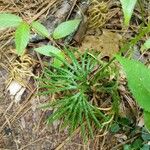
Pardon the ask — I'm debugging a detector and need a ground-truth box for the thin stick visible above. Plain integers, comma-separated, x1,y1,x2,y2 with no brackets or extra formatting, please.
110,134,139,150
0,88,36,133
66,0,78,20
55,127,80,150
28,0,57,23
19,137,46,150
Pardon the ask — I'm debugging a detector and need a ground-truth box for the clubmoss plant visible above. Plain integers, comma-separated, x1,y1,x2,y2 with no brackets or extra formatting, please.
38,48,119,140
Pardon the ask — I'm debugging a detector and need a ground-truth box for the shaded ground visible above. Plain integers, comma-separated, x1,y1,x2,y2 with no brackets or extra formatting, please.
0,0,150,149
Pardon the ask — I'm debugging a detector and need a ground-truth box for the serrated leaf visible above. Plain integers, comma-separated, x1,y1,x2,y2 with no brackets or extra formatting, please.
120,0,137,26
116,55,150,112
144,111,150,132
0,13,22,29
34,45,65,67
141,39,150,52
15,22,30,56
53,19,81,39
34,45,61,56
31,21,49,38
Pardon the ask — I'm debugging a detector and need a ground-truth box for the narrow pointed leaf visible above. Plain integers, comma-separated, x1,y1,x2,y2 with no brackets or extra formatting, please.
15,22,30,56
53,19,81,39
144,111,150,132
0,13,22,29
31,21,49,38
116,55,150,112
34,45,65,67
120,0,137,26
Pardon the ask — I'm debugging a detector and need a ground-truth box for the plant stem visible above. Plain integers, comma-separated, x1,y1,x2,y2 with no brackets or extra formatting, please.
120,23,150,54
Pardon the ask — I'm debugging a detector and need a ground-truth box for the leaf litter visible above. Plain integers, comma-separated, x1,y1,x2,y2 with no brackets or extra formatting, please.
0,0,150,149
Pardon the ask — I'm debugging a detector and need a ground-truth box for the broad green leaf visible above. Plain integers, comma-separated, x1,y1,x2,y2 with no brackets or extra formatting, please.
116,55,150,112
0,13,22,29
144,111,150,132
53,19,81,39
34,45,61,56
141,39,150,52
120,0,137,26
15,22,30,56
31,21,49,38
34,45,65,67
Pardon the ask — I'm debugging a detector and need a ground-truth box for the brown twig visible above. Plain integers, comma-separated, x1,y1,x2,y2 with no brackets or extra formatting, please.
66,0,78,20
110,134,140,150
28,0,57,24
55,127,80,150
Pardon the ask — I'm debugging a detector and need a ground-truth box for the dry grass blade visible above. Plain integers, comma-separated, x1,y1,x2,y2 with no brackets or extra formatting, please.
28,0,57,23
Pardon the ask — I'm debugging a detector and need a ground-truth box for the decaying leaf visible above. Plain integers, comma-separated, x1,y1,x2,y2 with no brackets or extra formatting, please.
80,30,122,58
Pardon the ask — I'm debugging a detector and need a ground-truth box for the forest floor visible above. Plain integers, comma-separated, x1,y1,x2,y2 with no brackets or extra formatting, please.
0,0,150,150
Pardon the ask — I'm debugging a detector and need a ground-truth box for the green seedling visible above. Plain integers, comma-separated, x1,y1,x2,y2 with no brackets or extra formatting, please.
0,13,80,61
39,49,118,141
